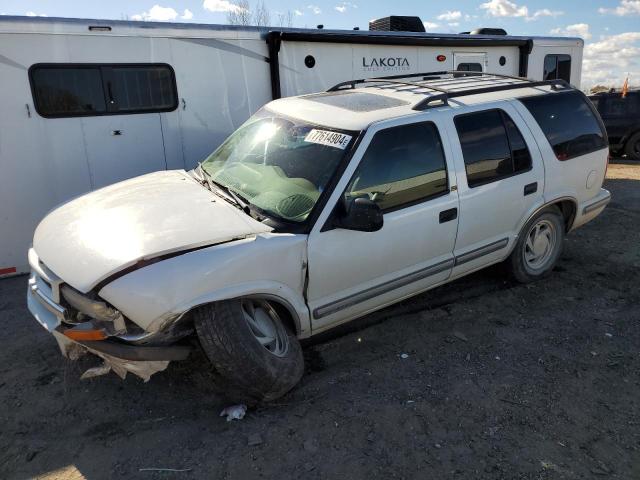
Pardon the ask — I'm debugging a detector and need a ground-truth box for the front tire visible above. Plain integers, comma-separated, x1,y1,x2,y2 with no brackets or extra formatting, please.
194,298,304,404
508,207,565,283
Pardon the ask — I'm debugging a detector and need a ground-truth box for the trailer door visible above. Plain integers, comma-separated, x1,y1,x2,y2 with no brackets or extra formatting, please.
81,114,167,188
29,64,177,189
453,52,487,73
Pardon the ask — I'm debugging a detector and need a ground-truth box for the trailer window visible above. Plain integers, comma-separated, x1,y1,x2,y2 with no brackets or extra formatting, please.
29,64,178,118
111,66,177,113
30,67,107,116
543,54,571,83
454,63,483,77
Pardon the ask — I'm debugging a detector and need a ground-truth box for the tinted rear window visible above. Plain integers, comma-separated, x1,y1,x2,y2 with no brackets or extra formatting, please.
520,91,607,161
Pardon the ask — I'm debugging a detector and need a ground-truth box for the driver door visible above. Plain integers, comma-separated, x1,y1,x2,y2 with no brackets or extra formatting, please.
306,119,459,333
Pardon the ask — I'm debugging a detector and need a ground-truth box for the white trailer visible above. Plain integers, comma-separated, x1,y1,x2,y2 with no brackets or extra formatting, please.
0,15,583,276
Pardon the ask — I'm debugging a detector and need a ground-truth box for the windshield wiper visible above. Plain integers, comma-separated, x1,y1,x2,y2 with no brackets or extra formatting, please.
196,164,252,214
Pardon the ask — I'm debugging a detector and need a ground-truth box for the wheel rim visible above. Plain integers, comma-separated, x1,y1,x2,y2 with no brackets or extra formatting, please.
240,299,289,357
523,219,557,271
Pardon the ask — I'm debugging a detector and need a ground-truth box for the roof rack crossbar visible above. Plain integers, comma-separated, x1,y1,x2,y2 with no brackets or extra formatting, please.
412,78,571,111
329,77,451,95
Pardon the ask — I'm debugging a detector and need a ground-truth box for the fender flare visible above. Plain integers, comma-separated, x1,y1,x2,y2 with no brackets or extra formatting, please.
165,281,311,338
509,195,578,255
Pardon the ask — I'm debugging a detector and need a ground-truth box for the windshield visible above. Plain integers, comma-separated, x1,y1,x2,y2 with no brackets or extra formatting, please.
200,109,357,222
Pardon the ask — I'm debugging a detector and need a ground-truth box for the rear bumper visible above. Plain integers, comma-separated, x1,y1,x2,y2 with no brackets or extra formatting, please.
573,188,611,230
582,189,611,215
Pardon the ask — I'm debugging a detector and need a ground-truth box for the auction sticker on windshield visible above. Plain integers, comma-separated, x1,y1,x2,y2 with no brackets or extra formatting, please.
304,129,352,150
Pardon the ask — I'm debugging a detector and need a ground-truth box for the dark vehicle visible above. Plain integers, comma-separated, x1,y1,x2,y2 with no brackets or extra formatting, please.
589,89,640,160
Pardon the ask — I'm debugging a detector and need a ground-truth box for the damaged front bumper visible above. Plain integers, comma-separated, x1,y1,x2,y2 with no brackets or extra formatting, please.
27,248,191,382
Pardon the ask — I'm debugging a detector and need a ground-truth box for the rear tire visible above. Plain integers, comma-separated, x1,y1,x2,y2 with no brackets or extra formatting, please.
194,298,304,405
624,132,640,160
508,207,565,283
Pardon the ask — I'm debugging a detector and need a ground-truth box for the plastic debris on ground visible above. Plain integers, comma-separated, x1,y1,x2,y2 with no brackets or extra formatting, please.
220,404,247,421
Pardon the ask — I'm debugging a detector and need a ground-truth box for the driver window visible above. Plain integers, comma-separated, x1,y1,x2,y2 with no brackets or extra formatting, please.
345,122,449,211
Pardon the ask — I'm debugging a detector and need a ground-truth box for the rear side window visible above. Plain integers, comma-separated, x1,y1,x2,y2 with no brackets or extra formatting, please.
455,109,532,188
544,54,571,83
520,91,608,161
30,64,178,118
345,122,448,211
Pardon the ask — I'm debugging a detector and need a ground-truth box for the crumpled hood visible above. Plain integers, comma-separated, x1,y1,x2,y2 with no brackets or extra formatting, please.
33,170,272,292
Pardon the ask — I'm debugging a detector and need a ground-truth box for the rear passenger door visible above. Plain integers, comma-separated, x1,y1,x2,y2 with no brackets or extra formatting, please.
446,103,545,278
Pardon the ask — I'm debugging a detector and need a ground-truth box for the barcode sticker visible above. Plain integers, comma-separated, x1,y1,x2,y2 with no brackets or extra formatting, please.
304,129,352,150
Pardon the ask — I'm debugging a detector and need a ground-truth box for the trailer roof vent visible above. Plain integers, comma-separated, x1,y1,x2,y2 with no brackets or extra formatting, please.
470,28,507,36
369,16,425,33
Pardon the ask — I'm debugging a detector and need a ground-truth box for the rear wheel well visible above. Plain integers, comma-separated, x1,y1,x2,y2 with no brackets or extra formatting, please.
548,199,577,232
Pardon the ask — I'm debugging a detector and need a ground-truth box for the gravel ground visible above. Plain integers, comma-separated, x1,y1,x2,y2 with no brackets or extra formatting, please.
1,162,638,480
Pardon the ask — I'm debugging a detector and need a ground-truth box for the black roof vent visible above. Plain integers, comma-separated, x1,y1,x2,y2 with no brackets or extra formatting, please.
470,28,507,35
369,16,425,33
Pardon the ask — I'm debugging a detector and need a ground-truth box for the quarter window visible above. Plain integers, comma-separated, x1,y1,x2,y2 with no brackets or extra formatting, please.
345,122,448,211
520,91,608,161
30,64,178,118
543,54,571,83
454,109,532,188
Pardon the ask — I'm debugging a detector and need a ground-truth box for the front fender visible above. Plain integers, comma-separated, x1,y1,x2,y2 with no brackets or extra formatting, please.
98,233,311,337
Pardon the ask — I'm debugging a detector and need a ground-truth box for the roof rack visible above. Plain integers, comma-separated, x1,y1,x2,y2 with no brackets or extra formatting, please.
327,71,572,111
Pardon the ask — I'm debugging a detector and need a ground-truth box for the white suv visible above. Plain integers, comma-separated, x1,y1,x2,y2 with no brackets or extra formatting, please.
27,72,611,403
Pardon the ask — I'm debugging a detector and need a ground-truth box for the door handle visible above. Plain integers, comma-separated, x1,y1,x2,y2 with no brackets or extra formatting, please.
439,208,458,223
524,182,537,196
111,130,123,136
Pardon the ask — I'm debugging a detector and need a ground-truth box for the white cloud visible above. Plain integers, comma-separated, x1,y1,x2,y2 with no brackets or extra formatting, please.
131,5,195,21
131,5,180,21
437,10,462,21
582,32,640,88
448,22,460,27
531,8,563,19
308,5,321,14
202,0,246,13
334,2,356,13
480,0,528,18
25,11,47,17
423,21,440,30
598,0,640,15
294,9,303,16
550,23,591,40
480,0,563,21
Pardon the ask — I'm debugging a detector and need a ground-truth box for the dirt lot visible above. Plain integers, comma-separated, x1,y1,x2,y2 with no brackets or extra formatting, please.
1,162,639,480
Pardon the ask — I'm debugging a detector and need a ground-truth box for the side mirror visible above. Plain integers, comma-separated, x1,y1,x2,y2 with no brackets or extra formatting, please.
334,197,383,232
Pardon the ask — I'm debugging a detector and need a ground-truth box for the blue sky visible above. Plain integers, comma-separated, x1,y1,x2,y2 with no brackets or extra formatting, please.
1,0,639,87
